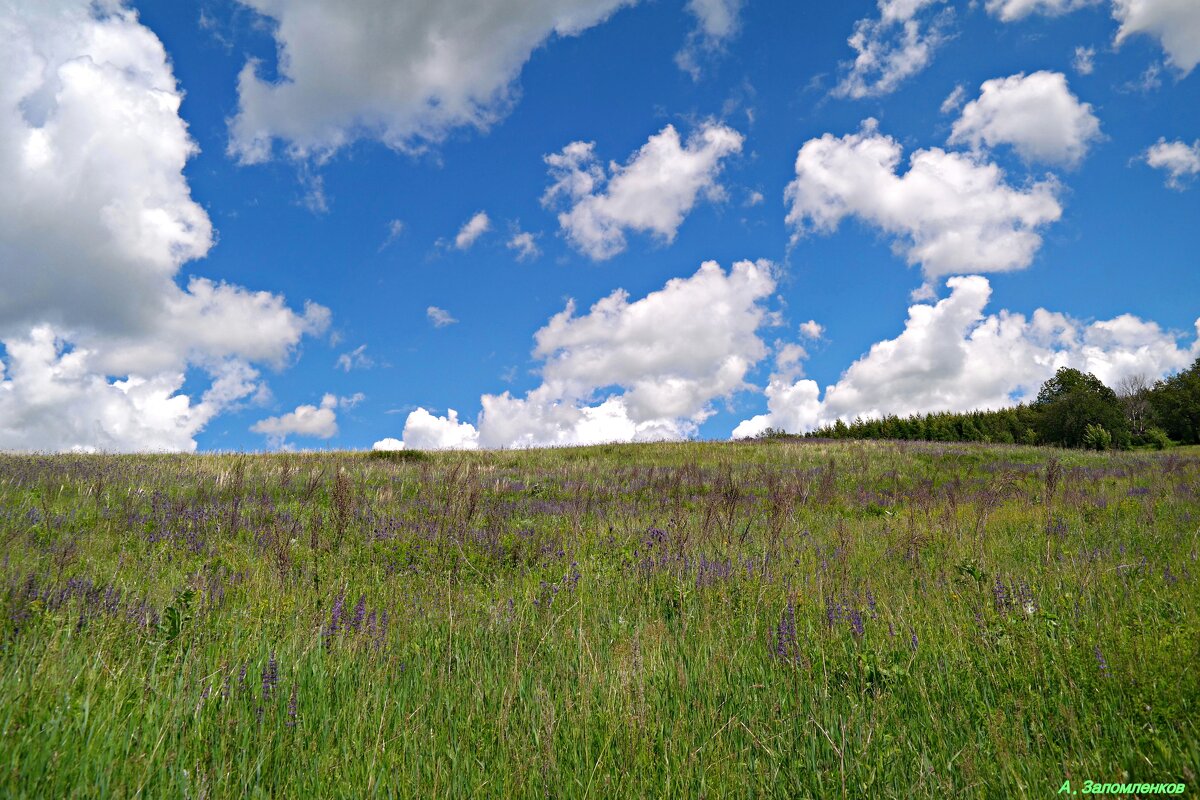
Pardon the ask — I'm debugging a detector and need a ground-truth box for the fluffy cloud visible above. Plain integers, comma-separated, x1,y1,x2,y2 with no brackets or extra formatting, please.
383,260,776,449
477,260,773,445
0,2,327,452
455,212,491,250
799,320,825,339
785,120,1063,280
251,392,363,445
684,0,744,41
427,307,459,328
948,72,1101,166
1073,45,1097,74
228,0,636,162
1113,0,1200,73
1144,138,1200,188
526,259,771,419
543,123,744,260
773,343,810,377
676,0,746,78
477,393,691,448
88,279,329,376
834,0,952,99
508,231,542,261
940,85,967,114
0,329,258,453
1,3,208,338
335,345,373,372
398,408,480,450
733,276,1199,437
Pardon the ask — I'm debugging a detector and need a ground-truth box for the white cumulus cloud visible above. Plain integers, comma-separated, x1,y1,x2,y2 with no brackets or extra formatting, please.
0,330,257,453
834,0,952,99
940,85,966,114
543,122,744,260
507,230,542,261
399,408,481,450
685,0,744,41
1144,138,1200,189
228,0,637,162
799,320,825,339
336,345,373,372
785,120,1063,280
251,392,362,446
1073,45,1096,74
948,71,1101,166
1113,0,1200,74
0,1,327,453
427,307,459,328
676,0,746,78
733,276,1199,437
454,211,492,250
382,260,776,449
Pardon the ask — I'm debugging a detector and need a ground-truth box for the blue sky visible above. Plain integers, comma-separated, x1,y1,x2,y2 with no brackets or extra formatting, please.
0,0,1197,452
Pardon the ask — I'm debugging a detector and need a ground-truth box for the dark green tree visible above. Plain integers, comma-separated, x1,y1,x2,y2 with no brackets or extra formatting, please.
1148,357,1200,444
1032,367,1129,448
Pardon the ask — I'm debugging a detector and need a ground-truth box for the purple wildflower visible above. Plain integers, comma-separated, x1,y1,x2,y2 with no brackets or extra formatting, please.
1094,645,1109,677
325,590,346,648
849,608,864,638
773,599,797,660
993,579,1008,612
262,651,278,702
330,591,346,631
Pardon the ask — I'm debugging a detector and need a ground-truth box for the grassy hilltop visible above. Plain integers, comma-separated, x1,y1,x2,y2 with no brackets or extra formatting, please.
1,441,1197,797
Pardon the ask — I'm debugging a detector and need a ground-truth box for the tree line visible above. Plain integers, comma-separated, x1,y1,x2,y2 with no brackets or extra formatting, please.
755,358,1200,450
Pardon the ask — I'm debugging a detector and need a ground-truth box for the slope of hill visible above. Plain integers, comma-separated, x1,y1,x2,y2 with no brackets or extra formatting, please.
1,441,1196,796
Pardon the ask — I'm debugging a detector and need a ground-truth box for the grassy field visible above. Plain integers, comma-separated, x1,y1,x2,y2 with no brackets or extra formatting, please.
1,440,1197,798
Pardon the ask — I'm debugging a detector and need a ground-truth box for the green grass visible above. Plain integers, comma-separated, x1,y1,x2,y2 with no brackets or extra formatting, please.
1,441,1197,797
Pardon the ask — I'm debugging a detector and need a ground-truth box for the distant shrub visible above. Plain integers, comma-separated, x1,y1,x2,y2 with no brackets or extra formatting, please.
1144,427,1171,451
754,427,800,442
1082,423,1112,451
368,449,430,462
